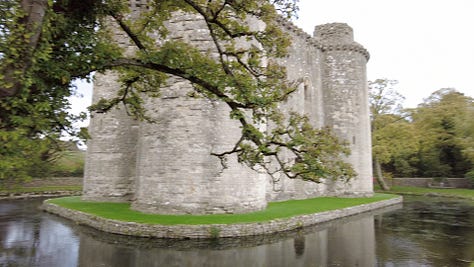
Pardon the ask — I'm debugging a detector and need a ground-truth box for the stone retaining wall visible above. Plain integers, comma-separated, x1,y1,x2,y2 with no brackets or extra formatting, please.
41,196,402,239
392,178,470,188
0,191,81,200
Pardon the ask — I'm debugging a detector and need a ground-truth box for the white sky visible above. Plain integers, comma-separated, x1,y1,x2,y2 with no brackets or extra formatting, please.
71,0,474,122
295,0,474,107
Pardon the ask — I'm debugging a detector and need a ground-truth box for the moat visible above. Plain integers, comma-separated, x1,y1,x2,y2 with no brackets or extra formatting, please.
1,196,473,266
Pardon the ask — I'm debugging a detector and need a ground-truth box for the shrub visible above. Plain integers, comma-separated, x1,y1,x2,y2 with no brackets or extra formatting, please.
465,170,474,188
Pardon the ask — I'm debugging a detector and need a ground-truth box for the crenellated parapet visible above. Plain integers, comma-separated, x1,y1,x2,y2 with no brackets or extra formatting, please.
317,43,370,61
314,23,354,43
275,16,312,40
275,19,370,61
314,23,370,61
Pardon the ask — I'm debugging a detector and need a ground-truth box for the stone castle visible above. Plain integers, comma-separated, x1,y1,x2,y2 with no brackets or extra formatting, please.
83,9,373,215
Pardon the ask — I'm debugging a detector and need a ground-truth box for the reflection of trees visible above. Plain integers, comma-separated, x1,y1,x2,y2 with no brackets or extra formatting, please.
375,198,474,266
0,199,80,266
0,201,38,266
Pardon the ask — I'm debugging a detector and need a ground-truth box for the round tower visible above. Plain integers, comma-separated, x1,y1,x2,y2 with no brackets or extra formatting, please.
131,78,267,215
82,4,142,202
82,72,138,202
315,23,373,196
131,13,267,215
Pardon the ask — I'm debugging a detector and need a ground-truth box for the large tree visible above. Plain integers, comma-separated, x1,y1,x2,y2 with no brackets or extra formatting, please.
412,88,474,177
369,79,419,190
0,0,354,183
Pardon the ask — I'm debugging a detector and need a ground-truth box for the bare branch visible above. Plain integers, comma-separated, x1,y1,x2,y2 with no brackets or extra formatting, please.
109,11,147,51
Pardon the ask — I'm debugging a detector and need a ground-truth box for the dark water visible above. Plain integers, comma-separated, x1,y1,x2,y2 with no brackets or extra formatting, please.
0,197,473,267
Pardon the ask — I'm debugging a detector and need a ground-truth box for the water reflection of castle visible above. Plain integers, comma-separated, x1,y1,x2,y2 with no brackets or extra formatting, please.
78,215,382,266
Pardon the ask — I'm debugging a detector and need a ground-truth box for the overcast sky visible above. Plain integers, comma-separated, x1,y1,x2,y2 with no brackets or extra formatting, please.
294,0,474,107
71,0,474,121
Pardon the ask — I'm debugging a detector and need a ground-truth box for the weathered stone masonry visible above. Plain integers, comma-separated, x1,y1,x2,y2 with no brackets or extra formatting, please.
83,11,373,215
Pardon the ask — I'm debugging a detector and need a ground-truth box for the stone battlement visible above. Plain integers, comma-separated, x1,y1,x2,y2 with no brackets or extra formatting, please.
275,19,370,60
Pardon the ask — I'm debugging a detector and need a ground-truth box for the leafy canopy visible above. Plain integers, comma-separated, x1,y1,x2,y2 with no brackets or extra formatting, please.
411,88,474,177
369,81,474,179
0,0,354,183
369,79,419,167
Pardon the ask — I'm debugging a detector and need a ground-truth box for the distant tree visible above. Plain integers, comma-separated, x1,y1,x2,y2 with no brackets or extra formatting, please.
369,79,404,117
412,88,473,177
0,132,51,185
1,1,355,184
372,114,420,177
369,79,418,190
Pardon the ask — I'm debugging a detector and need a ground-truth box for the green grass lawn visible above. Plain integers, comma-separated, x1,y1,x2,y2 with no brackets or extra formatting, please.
47,193,398,225
379,186,474,200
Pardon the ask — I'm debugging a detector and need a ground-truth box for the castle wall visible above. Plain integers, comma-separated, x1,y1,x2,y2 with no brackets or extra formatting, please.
266,22,373,201
83,72,138,202
84,8,373,214
131,14,267,214
266,22,330,201
82,9,142,202
132,77,267,214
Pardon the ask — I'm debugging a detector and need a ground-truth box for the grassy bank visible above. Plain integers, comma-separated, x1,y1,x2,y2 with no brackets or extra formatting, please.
377,186,474,200
49,150,85,177
1,176,83,195
47,193,398,225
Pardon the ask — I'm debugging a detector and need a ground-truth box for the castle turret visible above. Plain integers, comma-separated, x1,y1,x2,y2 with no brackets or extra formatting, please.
82,72,138,202
315,23,373,195
131,13,267,215
82,5,143,202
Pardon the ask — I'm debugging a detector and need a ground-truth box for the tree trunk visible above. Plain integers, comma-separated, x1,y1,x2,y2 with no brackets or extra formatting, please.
374,157,390,190
0,0,48,98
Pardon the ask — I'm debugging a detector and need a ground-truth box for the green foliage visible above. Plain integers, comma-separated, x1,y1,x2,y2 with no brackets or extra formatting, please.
209,226,221,239
0,129,55,184
0,135,84,186
0,0,120,181
369,79,405,117
369,79,416,164
465,170,474,188
47,193,396,225
369,79,416,189
370,80,474,179
372,114,419,164
1,0,353,184
412,89,474,177
274,113,354,182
